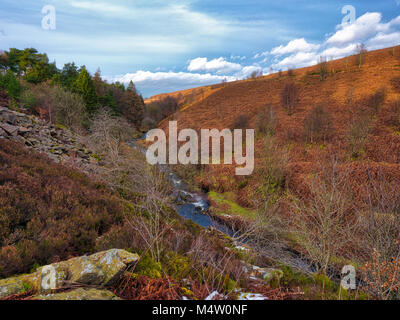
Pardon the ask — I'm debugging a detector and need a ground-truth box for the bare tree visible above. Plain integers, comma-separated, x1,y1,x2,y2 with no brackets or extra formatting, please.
356,43,367,69
289,157,357,298
281,83,299,115
318,56,328,81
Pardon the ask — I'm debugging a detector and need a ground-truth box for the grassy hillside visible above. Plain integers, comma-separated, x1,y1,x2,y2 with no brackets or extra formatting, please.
150,46,400,299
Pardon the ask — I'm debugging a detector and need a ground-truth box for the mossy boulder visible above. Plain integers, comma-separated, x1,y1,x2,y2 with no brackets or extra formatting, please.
0,249,139,299
32,288,121,300
0,273,41,298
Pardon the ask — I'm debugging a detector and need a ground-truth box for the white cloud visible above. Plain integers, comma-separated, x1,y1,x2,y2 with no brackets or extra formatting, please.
270,38,320,55
267,12,400,71
320,44,358,60
272,51,319,70
367,32,400,50
110,70,235,93
188,57,242,73
69,1,134,16
326,12,383,46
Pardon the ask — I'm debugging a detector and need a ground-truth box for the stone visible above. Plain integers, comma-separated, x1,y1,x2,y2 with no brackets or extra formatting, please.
0,123,19,136
0,127,6,137
18,127,32,135
0,273,41,298
36,249,140,290
0,279,26,299
31,288,121,300
4,113,16,125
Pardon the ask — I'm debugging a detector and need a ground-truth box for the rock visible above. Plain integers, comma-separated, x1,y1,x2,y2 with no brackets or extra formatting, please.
0,279,26,299
4,113,16,125
18,127,32,135
250,266,283,284
0,127,6,137
31,288,121,300
0,249,139,299
0,123,19,136
0,274,41,299
37,249,140,289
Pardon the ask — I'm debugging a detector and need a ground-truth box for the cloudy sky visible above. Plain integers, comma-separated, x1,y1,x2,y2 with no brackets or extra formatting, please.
1,0,400,97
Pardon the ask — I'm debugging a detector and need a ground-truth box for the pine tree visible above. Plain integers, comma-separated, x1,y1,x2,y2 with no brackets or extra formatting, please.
75,66,98,115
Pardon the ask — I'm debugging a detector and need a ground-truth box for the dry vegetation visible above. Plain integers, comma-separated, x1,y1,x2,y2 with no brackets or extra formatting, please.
152,45,400,299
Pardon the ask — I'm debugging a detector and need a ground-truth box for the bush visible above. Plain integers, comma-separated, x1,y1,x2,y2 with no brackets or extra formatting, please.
281,83,299,115
391,77,400,93
303,105,332,143
26,83,87,131
318,57,328,81
248,70,263,79
232,114,250,129
0,139,125,278
348,111,372,159
0,70,22,100
255,105,276,136
365,87,386,114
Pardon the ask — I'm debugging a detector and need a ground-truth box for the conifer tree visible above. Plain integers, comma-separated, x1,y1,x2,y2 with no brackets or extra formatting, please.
75,66,98,114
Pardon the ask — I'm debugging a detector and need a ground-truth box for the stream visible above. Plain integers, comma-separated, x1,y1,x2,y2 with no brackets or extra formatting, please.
128,137,315,275
128,138,235,237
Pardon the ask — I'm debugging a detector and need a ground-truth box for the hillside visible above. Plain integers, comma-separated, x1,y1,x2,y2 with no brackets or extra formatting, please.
154,45,400,197
148,46,400,300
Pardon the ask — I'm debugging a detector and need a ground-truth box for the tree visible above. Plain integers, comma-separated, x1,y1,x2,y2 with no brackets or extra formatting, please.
318,56,328,81
0,51,8,72
303,105,332,144
290,158,356,298
120,81,145,126
356,43,367,69
74,66,98,115
58,62,79,90
4,48,57,83
281,82,299,115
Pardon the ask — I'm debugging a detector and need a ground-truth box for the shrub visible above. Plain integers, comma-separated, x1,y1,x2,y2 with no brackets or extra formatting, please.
255,104,276,136
0,70,22,100
385,100,400,128
303,105,332,144
318,57,328,81
390,77,400,93
281,83,299,115
348,111,372,159
232,113,250,129
26,83,87,131
356,43,367,69
365,87,386,114
248,70,263,79
0,139,125,278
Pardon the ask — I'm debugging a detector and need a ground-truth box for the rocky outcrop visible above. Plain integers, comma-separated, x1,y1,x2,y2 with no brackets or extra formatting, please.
0,249,139,300
0,106,99,174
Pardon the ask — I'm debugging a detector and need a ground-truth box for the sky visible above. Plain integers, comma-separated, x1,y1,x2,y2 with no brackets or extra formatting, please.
1,0,400,97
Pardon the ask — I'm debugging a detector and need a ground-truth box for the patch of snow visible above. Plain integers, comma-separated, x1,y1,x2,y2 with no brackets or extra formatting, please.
238,293,268,300
205,291,222,300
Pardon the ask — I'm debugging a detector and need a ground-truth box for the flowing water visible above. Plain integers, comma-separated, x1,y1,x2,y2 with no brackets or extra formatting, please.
128,138,234,236
129,137,314,274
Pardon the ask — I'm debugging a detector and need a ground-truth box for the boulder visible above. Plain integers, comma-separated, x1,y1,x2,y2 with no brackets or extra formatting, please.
37,249,140,289
31,288,121,300
18,127,32,135
0,273,41,299
0,249,139,299
248,265,283,285
0,123,19,136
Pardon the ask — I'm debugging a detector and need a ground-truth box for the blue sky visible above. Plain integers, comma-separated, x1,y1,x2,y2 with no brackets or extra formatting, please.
1,0,400,97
